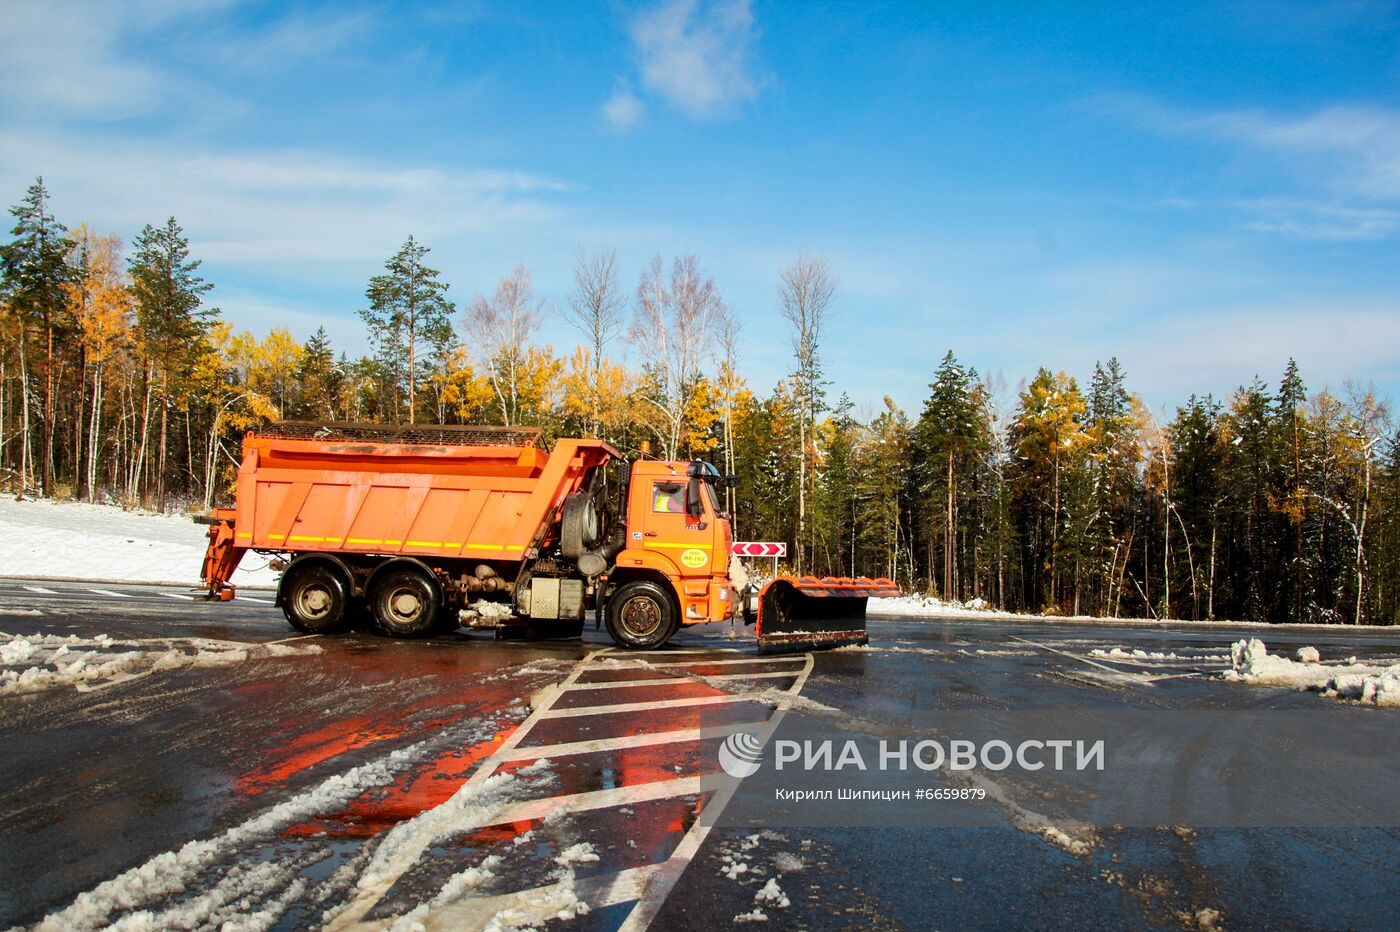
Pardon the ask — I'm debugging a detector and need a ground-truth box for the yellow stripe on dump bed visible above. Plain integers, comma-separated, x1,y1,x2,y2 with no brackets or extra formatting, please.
644,542,713,550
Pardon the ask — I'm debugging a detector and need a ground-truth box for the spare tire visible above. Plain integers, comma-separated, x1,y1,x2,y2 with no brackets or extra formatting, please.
560,492,600,559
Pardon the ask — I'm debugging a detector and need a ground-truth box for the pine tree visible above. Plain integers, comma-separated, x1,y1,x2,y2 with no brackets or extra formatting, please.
1277,358,1308,623
128,216,216,509
913,351,987,598
0,178,74,493
360,236,454,424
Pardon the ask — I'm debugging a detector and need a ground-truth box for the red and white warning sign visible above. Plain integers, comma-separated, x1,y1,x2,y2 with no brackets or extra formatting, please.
732,541,787,558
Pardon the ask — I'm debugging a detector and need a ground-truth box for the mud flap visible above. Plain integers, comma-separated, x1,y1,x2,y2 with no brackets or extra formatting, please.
753,576,900,654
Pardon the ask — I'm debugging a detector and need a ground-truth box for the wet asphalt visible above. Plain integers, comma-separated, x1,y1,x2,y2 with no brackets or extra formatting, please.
1,579,1398,930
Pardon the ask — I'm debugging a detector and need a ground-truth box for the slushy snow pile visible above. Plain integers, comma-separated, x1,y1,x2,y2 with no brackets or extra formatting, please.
0,496,276,586
1225,638,1400,707
0,631,319,695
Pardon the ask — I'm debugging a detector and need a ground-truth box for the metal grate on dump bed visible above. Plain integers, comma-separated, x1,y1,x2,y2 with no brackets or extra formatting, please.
254,421,543,448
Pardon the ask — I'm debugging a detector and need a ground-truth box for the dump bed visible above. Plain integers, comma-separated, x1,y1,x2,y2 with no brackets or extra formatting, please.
228,422,615,562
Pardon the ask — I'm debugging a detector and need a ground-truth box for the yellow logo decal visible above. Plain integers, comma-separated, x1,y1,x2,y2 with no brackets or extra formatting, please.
681,548,708,569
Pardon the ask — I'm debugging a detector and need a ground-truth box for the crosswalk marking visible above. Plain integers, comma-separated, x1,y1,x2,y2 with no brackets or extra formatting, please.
87,588,131,598
22,585,57,594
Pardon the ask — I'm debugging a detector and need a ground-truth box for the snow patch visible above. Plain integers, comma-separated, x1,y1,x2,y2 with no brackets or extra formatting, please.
0,496,276,586
754,878,790,909
1225,639,1400,707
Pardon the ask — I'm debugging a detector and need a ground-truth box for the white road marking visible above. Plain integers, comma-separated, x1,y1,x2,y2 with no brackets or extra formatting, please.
599,649,795,663
499,724,755,762
161,592,193,601
537,693,754,718
238,596,274,604
566,670,800,691
87,589,131,598
22,585,57,594
604,655,803,668
327,646,813,932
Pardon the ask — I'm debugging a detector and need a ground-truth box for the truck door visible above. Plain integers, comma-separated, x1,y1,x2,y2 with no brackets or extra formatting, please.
643,477,717,579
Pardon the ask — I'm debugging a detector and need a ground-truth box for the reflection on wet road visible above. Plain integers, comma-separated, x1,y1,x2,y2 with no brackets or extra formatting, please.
2,580,1399,929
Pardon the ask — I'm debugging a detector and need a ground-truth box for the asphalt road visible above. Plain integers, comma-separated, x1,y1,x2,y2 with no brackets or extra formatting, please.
2,579,1398,930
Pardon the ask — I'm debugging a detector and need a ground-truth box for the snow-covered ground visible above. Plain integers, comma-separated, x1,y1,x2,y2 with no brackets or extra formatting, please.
870,593,1398,631
0,496,277,587
1224,638,1400,707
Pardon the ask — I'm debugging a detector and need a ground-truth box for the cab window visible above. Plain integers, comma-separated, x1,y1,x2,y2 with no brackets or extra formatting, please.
651,481,685,514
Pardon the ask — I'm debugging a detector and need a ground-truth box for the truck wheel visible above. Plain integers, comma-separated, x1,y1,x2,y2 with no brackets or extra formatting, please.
560,493,599,559
606,580,678,650
370,568,440,638
281,564,351,634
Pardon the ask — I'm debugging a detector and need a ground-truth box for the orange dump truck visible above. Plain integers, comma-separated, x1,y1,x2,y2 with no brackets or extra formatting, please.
199,421,895,651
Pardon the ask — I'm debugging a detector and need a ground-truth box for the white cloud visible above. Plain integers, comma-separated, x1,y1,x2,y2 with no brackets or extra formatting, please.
628,0,759,119
0,0,236,117
602,82,646,128
0,130,572,271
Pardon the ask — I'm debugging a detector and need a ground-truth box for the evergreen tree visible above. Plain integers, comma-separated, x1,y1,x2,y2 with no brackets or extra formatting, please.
913,351,987,598
0,178,74,493
1277,358,1308,622
129,216,216,509
360,236,455,424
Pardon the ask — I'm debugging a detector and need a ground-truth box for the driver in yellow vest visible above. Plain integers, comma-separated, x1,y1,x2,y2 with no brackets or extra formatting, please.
653,481,685,514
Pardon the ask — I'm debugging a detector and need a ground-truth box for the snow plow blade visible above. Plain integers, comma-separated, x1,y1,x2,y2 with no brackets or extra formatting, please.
753,576,900,654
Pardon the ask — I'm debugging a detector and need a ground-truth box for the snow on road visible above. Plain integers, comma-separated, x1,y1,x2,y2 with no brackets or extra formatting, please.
1225,638,1400,707
0,631,320,696
0,496,277,587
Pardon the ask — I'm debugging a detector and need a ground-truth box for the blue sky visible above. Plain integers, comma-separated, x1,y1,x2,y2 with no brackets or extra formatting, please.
3,0,1399,417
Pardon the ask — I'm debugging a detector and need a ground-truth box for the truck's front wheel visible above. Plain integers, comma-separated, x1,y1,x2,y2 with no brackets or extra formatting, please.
606,581,678,650
370,567,441,638
281,564,351,634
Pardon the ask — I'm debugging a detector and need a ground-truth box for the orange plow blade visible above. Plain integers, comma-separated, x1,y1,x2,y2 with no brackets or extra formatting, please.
753,576,900,654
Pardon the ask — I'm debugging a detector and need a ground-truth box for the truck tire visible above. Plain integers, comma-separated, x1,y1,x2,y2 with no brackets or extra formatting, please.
370,567,440,638
281,564,351,634
606,580,679,650
560,492,599,560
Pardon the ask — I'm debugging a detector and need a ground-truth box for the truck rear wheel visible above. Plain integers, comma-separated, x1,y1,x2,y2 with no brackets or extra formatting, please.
281,564,351,634
606,580,678,650
370,567,441,638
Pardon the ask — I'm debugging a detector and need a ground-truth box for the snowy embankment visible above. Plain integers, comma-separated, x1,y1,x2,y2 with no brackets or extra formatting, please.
1225,639,1400,708
0,496,277,587
870,593,1397,631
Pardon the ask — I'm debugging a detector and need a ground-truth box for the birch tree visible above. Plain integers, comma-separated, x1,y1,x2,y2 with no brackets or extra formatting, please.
563,248,626,436
778,252,835,574
466,265,547,427
630,254,724,460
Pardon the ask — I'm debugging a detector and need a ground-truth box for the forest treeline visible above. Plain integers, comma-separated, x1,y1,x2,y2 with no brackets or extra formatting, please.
2,177,1397,624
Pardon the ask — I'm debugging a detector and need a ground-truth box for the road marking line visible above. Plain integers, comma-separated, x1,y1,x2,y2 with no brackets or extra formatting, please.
238,596,274,604
601,655,800,667
488,774,726,825
161,592,193,601
21,585,57,594
566,670,800,692
618,652,815,932
499,724,758,762
87,588,131,598
537,694,755,718
1006,635,1130,675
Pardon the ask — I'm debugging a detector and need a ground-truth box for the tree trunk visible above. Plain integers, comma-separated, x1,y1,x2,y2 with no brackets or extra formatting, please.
945,449,954,600
157,371,169,511
87,364,103,502
1355,456,1372,625
73,352,86,498
42,321,53,494
18,332,32,491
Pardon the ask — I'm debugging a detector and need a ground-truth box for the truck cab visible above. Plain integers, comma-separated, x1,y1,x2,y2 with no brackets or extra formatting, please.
601,459,737,648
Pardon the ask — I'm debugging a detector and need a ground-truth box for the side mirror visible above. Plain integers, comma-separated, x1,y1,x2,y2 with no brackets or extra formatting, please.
685,476,704,518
